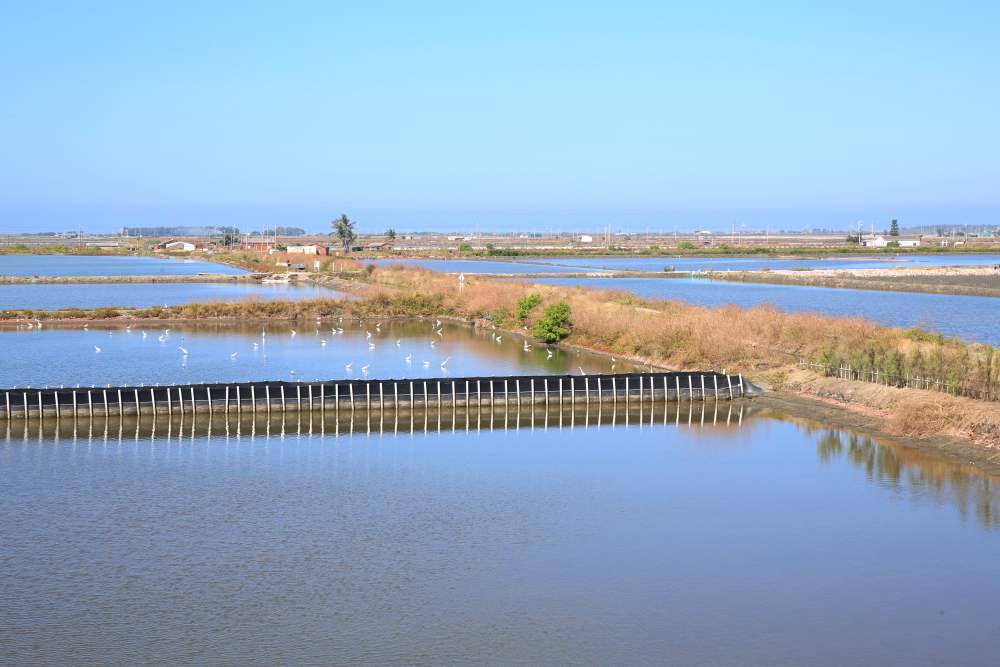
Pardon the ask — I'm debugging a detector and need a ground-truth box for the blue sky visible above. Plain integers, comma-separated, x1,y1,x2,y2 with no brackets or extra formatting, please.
1,1,997,234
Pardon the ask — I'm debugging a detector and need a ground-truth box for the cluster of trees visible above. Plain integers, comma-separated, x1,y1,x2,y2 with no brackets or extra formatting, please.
330,214,399,252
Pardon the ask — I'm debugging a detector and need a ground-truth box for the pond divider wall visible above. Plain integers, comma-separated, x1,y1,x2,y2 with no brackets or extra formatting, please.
1,371,754,421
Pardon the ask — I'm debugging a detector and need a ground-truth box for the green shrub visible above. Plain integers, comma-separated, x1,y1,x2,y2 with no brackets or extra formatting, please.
677,241,696,251
516,293,542,323
532,302,571,343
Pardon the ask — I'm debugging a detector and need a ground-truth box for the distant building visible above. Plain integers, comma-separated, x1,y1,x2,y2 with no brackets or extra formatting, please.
162,241,196,252
579,235,594,243
862,235,920,248
243,241,275,253
286,244,329,256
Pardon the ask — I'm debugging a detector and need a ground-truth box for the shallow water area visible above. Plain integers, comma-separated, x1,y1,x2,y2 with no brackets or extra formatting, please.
2,401,998,666
0,281,343,311
0,254,246,277
0,321,629,388
373,253,1000,274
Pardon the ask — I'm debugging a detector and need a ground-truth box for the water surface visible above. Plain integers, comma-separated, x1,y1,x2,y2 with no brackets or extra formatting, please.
376,253,1000,274
0,322,627,387
2,405,997,666
0,282,342,311
0,254,245,276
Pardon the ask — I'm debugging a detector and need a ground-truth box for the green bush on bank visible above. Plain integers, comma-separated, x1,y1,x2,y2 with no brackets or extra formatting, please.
532,302,572,343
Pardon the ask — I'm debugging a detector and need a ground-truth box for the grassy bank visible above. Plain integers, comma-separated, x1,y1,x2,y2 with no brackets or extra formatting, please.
5,264,1000,449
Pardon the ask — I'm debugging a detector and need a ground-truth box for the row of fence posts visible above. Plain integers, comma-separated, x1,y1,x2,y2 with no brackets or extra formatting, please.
2,373,747,421
799,359,956,394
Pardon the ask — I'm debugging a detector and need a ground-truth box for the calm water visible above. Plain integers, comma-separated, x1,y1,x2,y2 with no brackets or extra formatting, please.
0,254,245,276
0,282,344,311
531,277,1000,345
0,322,629,388
376,253,1000,274
2,404,998,666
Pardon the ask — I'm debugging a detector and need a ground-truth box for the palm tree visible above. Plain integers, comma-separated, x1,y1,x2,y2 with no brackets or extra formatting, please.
332,214,357,253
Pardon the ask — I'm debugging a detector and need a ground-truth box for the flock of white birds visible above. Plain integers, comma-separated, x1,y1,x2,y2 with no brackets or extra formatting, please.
73,317,581,381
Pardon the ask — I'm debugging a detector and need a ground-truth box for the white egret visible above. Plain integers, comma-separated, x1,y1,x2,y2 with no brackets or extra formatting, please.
405,354,412,363
345,362,353,371
230,352,238,359
94,345,101,353
320,339,327,346
178,346,188,355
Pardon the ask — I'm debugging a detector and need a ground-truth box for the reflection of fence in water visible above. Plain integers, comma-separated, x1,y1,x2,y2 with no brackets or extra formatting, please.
2,399,748,442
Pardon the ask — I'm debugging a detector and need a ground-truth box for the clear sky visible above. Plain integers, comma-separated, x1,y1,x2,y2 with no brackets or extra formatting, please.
1,1,998,234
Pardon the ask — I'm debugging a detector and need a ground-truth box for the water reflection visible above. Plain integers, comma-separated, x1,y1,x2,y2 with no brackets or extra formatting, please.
814,429,999,529
2,398,748,443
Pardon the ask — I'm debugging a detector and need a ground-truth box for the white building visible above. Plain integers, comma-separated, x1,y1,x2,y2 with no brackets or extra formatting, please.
286,245,324,255
163,241,195,252
862,235,920,248
579,235,594,243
